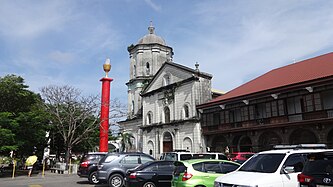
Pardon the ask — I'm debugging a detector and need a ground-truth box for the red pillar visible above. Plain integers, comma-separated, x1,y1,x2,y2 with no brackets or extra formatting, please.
99,77,113,152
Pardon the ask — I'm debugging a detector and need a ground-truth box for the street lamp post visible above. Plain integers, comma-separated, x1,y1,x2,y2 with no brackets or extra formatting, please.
99,59,113,152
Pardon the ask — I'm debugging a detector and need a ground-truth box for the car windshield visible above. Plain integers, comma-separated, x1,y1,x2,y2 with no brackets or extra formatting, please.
239,153,285,173
164,153,177,161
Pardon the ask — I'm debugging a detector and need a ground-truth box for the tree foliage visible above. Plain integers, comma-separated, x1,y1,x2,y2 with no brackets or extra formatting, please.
119,131,135,152
40,85,100,161
0,75,49,157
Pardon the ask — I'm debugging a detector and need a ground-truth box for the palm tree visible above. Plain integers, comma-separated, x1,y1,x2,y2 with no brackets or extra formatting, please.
118,131,134,152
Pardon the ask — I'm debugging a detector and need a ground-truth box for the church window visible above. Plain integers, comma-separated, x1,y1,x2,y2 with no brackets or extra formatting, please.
164,107,170,123
133,65,137,77
183,105,190,118
146,62,150,75
131,100,135,114
146,112,152,125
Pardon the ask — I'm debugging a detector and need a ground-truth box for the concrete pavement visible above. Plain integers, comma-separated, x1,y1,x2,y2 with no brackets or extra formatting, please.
0,171,109,187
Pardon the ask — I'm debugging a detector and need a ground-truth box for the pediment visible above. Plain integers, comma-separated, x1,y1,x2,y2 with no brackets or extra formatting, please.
142,63,195,94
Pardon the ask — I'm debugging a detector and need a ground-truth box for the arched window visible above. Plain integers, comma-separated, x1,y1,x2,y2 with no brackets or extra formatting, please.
163,74,171,86
133,65,136,77
146,62,150,75
146,112,152,125
164,107,170,123
131,100,135,114
183,105,190,118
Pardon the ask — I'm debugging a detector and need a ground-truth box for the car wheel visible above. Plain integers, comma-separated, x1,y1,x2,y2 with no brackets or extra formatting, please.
108,174,124,187
143,182,156,187
89,171,99,184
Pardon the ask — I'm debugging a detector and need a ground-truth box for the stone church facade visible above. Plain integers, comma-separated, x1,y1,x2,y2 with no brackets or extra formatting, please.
119,23,213,159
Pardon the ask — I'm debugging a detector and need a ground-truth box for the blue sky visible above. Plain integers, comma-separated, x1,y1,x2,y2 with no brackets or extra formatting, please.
1,0,333,104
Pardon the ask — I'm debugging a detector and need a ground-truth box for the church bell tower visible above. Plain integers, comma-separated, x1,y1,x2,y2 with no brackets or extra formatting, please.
126,22,173,119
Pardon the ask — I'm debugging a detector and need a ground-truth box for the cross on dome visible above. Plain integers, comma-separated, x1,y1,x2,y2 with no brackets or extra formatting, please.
148,21,155,34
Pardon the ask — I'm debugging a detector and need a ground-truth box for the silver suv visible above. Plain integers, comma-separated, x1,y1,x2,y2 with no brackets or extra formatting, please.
97,152,155,187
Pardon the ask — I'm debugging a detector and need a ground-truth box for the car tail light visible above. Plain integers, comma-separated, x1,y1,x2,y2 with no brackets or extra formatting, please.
80,161,89,168
129,172,137,179
182,172,193,181
298,173,314,184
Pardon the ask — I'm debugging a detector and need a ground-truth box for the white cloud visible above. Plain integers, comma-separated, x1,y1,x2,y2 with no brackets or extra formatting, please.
0,1,75,39
172,0,333,92
2,0,333,102
48,51,75,64
144,0,161,11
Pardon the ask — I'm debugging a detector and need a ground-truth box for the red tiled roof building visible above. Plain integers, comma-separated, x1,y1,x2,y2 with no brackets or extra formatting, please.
197,52,333,152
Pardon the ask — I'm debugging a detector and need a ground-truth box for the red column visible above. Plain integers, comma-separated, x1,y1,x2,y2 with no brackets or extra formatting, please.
99,77,113,152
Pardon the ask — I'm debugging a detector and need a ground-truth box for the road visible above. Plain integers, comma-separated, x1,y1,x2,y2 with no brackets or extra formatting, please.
0,171,109,187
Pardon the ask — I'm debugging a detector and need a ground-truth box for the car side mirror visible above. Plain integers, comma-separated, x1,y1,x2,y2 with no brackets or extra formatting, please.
283,166,295,174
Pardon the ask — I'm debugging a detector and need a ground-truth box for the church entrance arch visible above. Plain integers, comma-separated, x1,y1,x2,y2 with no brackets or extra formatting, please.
147,140,154,156
183,137,192,152
258,131,282,151
289,129,317,144
163,131,173,152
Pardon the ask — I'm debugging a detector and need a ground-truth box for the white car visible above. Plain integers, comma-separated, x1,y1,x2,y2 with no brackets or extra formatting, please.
214,144,332,187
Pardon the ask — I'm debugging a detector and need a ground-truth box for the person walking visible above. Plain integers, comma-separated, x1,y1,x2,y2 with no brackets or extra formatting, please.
25,153,37,177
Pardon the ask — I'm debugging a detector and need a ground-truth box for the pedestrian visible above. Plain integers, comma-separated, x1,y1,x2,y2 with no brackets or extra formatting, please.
25,153,38,177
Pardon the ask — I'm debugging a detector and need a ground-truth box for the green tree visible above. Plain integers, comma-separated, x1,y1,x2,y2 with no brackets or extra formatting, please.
0,75,49,157
118,131,134,152
40,85,101,163
41,85,127,162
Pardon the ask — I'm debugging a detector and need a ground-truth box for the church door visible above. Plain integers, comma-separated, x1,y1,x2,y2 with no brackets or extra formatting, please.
163,132,173,152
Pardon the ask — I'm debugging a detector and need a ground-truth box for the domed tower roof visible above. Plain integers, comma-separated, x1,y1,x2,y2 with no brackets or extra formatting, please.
137,22,166,45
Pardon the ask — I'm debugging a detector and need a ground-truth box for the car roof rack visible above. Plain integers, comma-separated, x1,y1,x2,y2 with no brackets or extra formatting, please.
273,144,327,150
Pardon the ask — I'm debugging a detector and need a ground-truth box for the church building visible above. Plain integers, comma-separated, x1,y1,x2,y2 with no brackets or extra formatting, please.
119,23,214,158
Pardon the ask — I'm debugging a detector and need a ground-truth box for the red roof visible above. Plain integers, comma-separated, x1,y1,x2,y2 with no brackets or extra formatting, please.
208,52,333,104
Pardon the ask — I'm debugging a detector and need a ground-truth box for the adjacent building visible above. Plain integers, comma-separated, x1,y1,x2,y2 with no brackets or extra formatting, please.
197,53,333,152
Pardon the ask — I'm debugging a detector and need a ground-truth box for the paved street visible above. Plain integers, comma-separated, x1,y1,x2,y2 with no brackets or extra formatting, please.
0,171,109,187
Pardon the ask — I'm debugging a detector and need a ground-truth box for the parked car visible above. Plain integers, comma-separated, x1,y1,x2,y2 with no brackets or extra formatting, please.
172,159,240,187
229,152,255,164
97,152,155,187
214,144,330,187
77,152,107,184
160,152,227,161
298,151,333,187
160,152,193,161
126,160,175,187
